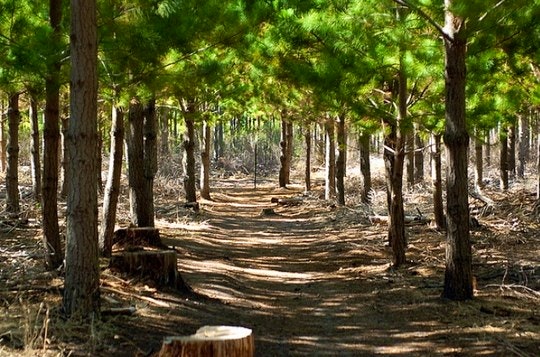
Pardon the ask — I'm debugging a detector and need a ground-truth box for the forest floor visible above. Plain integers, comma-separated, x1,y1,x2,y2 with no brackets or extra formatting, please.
0,168,539,356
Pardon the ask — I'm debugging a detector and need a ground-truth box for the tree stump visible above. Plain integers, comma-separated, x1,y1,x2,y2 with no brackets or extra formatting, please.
110,250,187,289
158,326,254,357
112,227,168,251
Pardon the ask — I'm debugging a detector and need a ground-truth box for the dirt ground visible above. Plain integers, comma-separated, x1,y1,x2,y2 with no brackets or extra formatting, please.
1,174,539,356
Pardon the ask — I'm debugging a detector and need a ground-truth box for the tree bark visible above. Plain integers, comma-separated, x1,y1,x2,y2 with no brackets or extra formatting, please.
442,1,473,300
29,93,42,202
405,133,414,188
159,326,254,357
278,114,289,188
183,101,197,203
214,122,224,162
127,99,148,226
431,133,445,230
336,114,346,205
304,125,311,192
413,124,424,184
60,116,69,198
517,113,529,179
324,115,336,200
143,98,157,227
359,132,371,204
508,122,516,180
474,129,484,190
63,0,100,318
5,93,20,217
0,100,6,172
500,126,509,191
41,0,63,271
160,106,170,157
286,120,293,184
99,103,124,258
200,118,212,200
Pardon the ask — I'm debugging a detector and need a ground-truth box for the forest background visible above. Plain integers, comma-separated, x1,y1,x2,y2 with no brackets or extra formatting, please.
0,0,539,355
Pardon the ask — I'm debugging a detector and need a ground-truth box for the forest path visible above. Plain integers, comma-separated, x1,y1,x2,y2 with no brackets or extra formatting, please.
152,179,507,356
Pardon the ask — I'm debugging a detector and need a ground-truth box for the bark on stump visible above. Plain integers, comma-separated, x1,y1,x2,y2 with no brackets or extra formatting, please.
113,227,168,250
110,250,184,289
158,326,254,357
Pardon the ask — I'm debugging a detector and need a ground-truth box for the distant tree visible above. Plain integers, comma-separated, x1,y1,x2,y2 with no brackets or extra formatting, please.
5,93,20,217
28,92,41,202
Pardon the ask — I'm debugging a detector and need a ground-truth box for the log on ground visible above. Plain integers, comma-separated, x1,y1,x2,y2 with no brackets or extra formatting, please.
158,325,254,357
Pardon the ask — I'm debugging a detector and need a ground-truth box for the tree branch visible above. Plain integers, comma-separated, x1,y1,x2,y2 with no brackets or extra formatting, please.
390,0,452,42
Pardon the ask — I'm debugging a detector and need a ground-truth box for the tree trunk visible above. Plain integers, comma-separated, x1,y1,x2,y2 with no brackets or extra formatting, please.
484,129,491,167
158,326,254,357
413,124,424,184
405,133,414,188
500,126,509,191
336,114,346,205
143,99,157,227
304,125,311,192
160,106,170,157
278,114,289,188
359,132,371,204
0,100,6,172
388,55,407,268
41,0,63,271
442,2,473,301
60,116,69,198
183,102,197,203
127,99,148,226
286,120,293,184
99,103,124,258
431,133,445,230
214,122,224,162
508,122,516,180
29,93,42,202
517,113,529,179
474,129,484,190
324,115,336,200
5,93,20,217
200,118,212,200
96,128,103,194
63,0,100,318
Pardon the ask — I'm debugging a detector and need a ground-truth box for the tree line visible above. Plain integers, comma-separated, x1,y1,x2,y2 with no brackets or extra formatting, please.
0,0,539,318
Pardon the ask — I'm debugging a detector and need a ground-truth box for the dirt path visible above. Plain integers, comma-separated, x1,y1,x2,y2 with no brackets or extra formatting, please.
1,180,538,356
147,181,537,356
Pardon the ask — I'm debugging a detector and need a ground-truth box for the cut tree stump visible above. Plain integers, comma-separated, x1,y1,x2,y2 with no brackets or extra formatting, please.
110,250,189,290
158,326,254,357
112,227,169,250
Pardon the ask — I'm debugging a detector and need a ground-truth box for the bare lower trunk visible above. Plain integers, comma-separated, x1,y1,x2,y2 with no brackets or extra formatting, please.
324,116,336,200
278,115,289,188
200,119,211,200
160,107,170,157
286,120,293,184
0,100,6,172
500,127,509,191
63,0,100,318
99,104,124,257
29,94,42,202
414,124,424,184
183,102,197,203
143,99,157,227
405,133,414,188
508,122,516,180
442,2,473,300
304,126,311,192
431,133,445,230
359,132,371,204
6,93,20,217
517,114,528,179
474,130,483,190
336,115,346,205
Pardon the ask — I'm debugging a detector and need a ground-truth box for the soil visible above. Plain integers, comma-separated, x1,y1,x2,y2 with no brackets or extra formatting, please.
1,174,539,356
